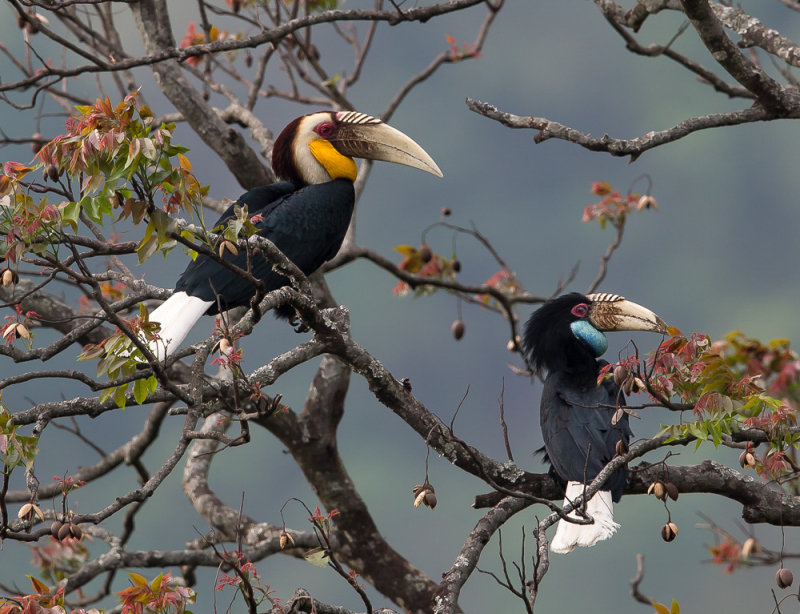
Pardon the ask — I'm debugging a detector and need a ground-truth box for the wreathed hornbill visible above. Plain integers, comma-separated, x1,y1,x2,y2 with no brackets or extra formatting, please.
147,111,442,360
522,292,666,553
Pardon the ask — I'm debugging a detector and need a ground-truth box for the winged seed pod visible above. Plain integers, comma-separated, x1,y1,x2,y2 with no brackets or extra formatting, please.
18,503,44,523
741,537,760,559
218,240,238,258
419,243,432,263
739,449,757,468
1,268,18,287
664,481,679,501
280,531,295,550
661,521,679,542
776,568,794,589
412,483,437,509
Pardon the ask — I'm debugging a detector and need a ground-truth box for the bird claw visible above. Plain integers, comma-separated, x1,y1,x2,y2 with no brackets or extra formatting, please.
288,313,309,333
262,393,284,418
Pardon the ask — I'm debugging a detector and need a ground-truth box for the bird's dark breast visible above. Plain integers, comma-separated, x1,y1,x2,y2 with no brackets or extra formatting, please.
175,179,355,315
540,368,632,501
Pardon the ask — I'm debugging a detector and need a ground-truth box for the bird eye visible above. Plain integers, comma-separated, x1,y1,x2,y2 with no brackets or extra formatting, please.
570,303,589,318
314,122,335,138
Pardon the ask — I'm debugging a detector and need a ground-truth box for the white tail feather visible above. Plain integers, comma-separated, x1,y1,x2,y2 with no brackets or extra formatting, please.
550,481,619,554
147,292,213,360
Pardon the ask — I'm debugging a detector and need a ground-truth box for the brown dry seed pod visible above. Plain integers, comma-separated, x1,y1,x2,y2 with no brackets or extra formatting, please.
612,365,628,387
738,450,748,468
69,523,82,540
423,492,438,509
50,520,63,537
451,319,465,340
661,521,678,542
652,481,666,501
2,268,18,287
637,195,658,211
219,240,238,258
452,259,461,273
777,568,794,589
665,481,679,501
623,377,634,396
280,532,295,549
30,132,44,154
419,243,432,263
46,164,60,182
741,537,760,559
57,523,72,541
615,439,629,456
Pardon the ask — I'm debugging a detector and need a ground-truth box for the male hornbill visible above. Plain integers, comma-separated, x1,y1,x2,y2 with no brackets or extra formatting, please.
522,292,666,553
146,111,442,360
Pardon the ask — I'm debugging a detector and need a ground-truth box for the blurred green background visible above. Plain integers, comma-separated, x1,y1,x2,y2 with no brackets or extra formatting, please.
0,1,796,612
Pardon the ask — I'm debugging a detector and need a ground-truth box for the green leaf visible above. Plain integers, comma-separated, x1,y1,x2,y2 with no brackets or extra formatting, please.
60,200,81,230
112,383,128,409
99,386,116,404
303,547,330,568
133,377,148,405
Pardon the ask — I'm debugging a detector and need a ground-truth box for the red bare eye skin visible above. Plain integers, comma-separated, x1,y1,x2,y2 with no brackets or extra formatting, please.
570,303,589,318
314,122,335,138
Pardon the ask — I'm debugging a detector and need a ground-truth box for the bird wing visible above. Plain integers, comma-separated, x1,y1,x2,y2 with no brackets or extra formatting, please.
175,179,355,313
540,366,632,501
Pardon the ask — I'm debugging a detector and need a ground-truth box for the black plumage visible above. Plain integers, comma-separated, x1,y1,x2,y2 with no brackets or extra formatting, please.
144,110,442,361
175,179,354,315
523,292,666,552
524,293,631,502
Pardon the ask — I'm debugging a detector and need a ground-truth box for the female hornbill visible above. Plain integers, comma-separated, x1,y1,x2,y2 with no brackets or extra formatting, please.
523,292,666,553
146,111,442,360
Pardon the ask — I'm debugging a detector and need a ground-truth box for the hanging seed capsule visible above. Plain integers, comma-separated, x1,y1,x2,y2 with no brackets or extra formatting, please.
738,450,748,468
30,132,45,154
623,377,634,396
50,520,63,537
637,195,658,211
419,243,432,263
423,491,438,509
652,481,667,501
280,531,295,549
451,319,465,340
741,537,759,559
615,439,629,456
661,521,678,542
57,523,72,541
452,259,461,273
664,482,679,501
218,240,238,257
612,365,628,387
1,268,18,287
46,164,60,182
776,568,794,589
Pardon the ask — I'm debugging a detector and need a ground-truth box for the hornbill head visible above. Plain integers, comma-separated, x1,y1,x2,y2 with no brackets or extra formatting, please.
523,292,667,377
272,111,443,186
